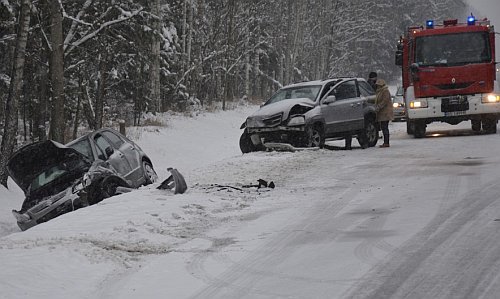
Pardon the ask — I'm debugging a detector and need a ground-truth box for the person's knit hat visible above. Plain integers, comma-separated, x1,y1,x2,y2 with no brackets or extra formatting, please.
369,72,378,79
375,79,386,86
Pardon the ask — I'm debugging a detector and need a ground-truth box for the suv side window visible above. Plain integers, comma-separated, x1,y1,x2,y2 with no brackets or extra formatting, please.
68,139,94,161
102,131,125,149
94,134,113,160
333,80,358,100
358,81,375,96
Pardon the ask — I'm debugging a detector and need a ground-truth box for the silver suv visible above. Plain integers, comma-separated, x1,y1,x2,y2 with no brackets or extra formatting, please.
240,78,379,153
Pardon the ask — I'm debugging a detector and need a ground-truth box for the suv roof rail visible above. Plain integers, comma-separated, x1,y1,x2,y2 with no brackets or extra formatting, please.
322,76,353,81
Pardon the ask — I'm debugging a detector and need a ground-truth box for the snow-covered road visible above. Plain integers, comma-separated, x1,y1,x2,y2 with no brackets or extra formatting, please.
1,106,500,298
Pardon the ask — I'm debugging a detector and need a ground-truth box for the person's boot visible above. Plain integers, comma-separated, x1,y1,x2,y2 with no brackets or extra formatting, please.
379,143,390,148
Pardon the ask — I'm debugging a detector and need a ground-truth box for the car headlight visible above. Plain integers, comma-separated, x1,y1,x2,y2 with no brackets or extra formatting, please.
73,173,92,194
482,94,500,103
409,99,428,109
287,115,305,126
82,173,91,187
72,182,84,194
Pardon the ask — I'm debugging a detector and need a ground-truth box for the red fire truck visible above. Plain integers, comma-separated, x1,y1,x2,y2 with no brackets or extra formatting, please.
395,15,500,137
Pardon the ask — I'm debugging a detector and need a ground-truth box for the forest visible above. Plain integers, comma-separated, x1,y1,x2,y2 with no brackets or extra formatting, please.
0,0,468,186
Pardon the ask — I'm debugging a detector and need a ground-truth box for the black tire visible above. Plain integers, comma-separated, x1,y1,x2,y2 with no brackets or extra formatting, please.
101,177,130,199
357,117,378,148
142,160,158,185
471,120,481,132
482,118,497,134
414,122,426,138
239,131,257,153
407,120,415,135
306,125,325,148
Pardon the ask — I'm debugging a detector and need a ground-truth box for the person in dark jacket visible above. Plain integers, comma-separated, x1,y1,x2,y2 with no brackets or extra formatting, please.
374,79,393,148
368,72,378,90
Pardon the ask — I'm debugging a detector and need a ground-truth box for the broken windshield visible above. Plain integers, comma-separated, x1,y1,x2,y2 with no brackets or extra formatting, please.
415,32,491,67
265,85,321,105
29,159,88,192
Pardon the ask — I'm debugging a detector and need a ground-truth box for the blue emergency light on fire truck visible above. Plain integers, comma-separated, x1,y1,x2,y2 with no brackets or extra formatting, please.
395,15,500,138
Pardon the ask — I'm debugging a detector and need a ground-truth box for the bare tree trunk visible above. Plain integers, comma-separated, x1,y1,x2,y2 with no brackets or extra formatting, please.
48,0,65,143
223,0,236,110
80,79,96,130
0,0,31,187
95,54,107,129
72,93,81,140
181,0,188,74
244,7,251,99
33,50,49,142
186,0,193,69
254,51,261,98
150,0,161,113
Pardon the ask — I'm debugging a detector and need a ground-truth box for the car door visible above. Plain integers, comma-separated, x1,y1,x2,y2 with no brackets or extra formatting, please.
321,80,363,135
93,133,133,179
101,130,142,180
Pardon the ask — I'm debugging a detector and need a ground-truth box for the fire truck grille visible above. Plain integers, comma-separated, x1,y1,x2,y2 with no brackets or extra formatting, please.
441,96,469,113
436,82,473,90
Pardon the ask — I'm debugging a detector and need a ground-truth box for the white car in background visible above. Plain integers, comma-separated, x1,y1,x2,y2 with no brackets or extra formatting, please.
392,86,406,121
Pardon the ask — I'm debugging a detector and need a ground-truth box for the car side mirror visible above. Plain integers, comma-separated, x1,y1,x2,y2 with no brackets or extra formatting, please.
323,95,337,105
105,146,114,158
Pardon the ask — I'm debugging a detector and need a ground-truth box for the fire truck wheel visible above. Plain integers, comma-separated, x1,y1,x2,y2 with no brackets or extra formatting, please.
471,120,481,132
407,120,415,135
414,122,426,138
482,118,497,134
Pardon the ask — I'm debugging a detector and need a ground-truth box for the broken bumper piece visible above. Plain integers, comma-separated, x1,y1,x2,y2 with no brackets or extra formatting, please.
157,168,188,194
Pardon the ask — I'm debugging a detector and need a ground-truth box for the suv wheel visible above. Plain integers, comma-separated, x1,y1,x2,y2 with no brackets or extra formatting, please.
365,119,378,147
240,132,258,153
306,125,325,148
358,118,378,148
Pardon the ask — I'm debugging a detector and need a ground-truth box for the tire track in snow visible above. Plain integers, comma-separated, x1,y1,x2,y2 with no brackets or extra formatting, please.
343,174,500,299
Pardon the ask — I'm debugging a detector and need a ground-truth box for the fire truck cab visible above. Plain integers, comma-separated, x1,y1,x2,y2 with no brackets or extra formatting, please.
395,15,500,138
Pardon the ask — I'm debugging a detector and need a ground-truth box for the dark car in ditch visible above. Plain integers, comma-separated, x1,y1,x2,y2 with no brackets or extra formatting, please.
239,77,379,153
8,128,184,231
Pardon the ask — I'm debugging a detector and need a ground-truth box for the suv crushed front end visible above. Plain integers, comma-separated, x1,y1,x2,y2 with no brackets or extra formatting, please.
241,99,317,152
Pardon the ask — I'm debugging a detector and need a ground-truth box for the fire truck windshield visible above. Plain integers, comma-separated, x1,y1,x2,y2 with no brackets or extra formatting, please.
415,32,491,67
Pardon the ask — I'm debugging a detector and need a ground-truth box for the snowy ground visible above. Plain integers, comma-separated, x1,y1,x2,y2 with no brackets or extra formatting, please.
1,104,500,298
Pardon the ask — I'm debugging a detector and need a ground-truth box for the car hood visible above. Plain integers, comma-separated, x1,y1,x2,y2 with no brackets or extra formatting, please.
251,98,315,119
7,140,91,194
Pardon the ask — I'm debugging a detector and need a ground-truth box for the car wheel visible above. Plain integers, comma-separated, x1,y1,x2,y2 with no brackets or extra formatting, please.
239,131,259,153
365,118,378,147
414,122,426,138
306,125,324,148
101,178,125,199
471,120,481,132
142,160,158,185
